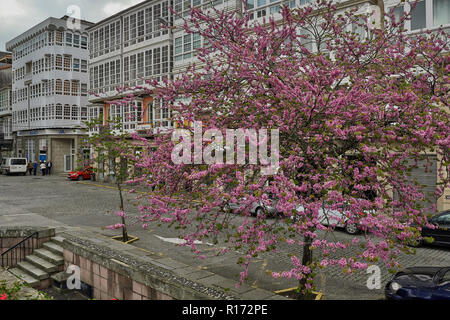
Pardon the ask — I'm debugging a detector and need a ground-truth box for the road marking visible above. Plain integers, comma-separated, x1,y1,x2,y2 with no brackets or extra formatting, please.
155,235,214,246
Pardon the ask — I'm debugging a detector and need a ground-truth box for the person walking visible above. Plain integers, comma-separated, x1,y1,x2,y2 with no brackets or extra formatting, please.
32,162,37,176
40,162,46,176
27,161,33,175
46,160,52,175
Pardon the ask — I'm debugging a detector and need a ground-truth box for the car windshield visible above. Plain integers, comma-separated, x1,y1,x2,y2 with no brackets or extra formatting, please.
11,159,26,165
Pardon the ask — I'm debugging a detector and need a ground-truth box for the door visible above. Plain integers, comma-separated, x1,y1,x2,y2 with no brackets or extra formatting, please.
64,154,73,172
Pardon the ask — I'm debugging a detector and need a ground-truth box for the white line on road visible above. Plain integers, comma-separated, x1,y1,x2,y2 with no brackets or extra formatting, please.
155,235,214,246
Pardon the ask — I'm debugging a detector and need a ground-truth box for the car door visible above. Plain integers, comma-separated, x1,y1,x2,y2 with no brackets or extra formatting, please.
432,269,450,300
428,212,450,245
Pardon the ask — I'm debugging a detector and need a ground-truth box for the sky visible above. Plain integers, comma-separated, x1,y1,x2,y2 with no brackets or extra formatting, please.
0,0,145,51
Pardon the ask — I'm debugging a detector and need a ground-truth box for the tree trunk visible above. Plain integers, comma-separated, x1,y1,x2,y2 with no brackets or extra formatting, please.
298,235,314,300
117,182,129,242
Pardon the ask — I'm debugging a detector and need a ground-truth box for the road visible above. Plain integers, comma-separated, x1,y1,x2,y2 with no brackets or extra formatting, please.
1,173,449,300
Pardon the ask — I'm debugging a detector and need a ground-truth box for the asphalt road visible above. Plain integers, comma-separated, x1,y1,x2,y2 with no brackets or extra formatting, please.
1,173,449,300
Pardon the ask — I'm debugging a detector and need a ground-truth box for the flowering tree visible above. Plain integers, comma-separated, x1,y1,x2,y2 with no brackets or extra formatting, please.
84,117,137,242
127,0,449,298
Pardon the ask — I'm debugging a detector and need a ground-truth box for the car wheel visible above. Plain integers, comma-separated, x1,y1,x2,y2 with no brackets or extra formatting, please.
345,222,359,235
77,176,84,181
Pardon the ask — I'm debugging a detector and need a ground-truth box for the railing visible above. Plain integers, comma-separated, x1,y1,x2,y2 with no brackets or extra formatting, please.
1,232,39,268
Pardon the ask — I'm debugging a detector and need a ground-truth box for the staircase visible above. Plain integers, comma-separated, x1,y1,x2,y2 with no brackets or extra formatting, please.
8,236,65,289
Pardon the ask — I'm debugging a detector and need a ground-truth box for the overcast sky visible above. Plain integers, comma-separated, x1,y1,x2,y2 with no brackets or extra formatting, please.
1,0,145,51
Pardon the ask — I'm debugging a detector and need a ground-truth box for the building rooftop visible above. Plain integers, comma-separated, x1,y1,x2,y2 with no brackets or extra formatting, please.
6,16,94,52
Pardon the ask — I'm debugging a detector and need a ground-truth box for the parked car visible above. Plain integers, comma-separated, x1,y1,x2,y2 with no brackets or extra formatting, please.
295,202,366,235
68,167,93,181
419,210,450,247
0,158,28,176
385,266,450,300
224,197,279,217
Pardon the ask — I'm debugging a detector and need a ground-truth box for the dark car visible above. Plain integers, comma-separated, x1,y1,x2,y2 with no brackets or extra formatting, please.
68,167,93,181
385,267,450,300
421,210,450,247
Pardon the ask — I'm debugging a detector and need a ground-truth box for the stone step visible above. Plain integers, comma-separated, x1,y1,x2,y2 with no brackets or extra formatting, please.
17,261,49,280
25,254,58,273
34,248,64,265
9,268,40,288
51,271,71,290
51,236,65,245
43,242,64,255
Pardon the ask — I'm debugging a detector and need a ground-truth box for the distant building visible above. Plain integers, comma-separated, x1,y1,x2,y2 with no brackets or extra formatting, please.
6,16,94,172
0,52,13,158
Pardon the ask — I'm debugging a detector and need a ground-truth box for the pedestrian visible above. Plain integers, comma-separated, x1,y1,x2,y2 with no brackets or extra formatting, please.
32,162,37,176
27,162,33,175
40,162,46,176
46,160,52,175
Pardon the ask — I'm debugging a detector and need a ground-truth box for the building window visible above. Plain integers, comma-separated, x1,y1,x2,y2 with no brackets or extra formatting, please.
66,33,73,46
81,107,88,121
81,83,87,96
64,80,71,95
411,0,426,30
72,80,79,96
81,60,88,73
434,0,450,26
71,105,79,120
81,36,88,49
55,55,63,70
56,31,63,45
56,104,63,119
73,58,80,72
73,34,80,47
64,55,71,71
145,7,153,40
64,105,71,120
56,79,62,95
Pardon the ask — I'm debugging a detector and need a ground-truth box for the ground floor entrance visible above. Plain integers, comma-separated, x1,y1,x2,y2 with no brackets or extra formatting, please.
14,130,87,174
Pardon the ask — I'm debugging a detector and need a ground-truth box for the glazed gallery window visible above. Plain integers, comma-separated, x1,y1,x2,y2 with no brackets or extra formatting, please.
81,84,88,96
81,60,87,73
56,80,63,95
56,104,63,119
64,105,71,120
64,80,71,95
73,58,80,72
72,81,79,96
174,33,201,61
81,36,88,49
66,33,73,46
64,55,71,71
55,55,63,70
72,105,79,120
411,0,426,30
73,34,80,48
434,0,450,26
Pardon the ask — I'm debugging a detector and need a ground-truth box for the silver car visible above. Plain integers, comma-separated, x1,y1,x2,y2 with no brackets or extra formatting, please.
224,198,279,217
295,203,362,235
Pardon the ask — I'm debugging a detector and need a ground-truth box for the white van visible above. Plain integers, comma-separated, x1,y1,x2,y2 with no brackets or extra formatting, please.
0,158,28,175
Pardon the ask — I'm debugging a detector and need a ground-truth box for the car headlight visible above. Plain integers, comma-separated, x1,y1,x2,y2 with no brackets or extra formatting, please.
390,282,402,293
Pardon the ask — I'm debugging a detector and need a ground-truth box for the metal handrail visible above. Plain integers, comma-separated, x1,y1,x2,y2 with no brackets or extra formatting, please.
1,232,39,268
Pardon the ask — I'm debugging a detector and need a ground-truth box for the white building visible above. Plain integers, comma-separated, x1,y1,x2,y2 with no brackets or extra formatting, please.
87,0,174,137
0,52,13,158
6,16,94,173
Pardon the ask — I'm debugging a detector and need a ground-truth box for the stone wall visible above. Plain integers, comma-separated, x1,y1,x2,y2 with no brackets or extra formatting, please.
0,227,55,267
60,230,285,301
